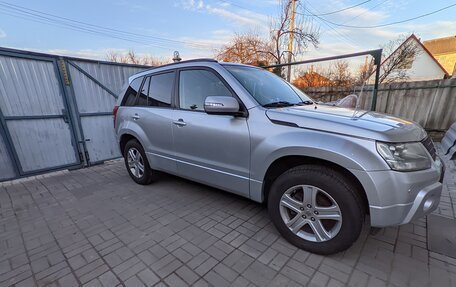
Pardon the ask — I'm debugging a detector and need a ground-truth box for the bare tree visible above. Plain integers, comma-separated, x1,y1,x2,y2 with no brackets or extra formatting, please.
354,56,375,85
270,0,320,76
215,32,274,66
106,50,169,66
329,60,353,87
378,35,422,83
215,1,319,76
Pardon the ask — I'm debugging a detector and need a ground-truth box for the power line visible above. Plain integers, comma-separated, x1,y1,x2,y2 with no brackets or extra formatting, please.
309,14,360,48
0,1,212,48
301,3,456,29
215,0,359,50
337,0,389,25
302,0,388,47
302,1,361,48
300,0,372,16
0,9,177,51
298,0,388,26
0,9,169,50
0,1,214,50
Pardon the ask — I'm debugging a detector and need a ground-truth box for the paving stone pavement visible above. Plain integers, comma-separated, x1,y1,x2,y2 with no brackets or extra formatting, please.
1,155,456,287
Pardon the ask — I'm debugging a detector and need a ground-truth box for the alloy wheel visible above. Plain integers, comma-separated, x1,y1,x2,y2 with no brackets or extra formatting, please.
127,147,145,178
279,184,342,242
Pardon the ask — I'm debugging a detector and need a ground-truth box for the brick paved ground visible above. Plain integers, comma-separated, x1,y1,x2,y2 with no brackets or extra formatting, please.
1,153,455,286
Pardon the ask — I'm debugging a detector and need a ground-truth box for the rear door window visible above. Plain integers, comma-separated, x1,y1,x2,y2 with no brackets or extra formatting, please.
147,72,174,107
122,77,143,106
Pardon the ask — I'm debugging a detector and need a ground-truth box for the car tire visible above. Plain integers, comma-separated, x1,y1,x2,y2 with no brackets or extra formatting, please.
268,164,365,255
124,139,156,185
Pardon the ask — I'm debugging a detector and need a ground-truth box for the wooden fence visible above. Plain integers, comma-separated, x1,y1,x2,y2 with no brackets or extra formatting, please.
302,78,456,140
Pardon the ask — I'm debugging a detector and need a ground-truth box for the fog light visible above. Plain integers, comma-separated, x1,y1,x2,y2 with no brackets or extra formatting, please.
423,198,434,212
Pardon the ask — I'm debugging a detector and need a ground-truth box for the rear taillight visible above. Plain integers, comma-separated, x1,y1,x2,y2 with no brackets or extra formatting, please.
113,105,119,128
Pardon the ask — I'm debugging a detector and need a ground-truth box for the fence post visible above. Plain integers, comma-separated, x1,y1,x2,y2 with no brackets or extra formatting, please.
383,84,391,114
422,80,442,131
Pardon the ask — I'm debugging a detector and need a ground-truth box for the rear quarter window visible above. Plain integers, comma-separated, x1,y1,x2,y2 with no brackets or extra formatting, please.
122,77,143,106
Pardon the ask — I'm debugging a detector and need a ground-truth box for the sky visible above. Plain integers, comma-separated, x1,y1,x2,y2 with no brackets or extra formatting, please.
0,0,455,63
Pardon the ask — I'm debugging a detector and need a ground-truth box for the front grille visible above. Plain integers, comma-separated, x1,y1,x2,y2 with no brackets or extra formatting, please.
422,136,437,160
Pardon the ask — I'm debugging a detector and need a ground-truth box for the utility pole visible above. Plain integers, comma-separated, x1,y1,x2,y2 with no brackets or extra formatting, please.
286,0,296,82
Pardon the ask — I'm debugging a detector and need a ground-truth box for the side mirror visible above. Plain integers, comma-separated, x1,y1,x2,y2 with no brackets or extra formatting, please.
204,96,240,115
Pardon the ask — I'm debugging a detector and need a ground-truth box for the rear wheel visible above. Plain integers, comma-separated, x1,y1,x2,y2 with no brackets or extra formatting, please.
124,139,156,185
268,164,365,254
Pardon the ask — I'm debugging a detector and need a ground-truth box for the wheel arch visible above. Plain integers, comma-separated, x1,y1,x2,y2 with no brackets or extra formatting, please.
262,155,369,214
119,133,138,157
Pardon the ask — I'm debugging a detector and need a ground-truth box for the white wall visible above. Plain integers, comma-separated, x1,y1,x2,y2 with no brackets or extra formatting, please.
370,39,446,83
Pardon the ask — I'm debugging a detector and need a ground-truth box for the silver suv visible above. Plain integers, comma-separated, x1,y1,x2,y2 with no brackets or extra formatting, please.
114,59,444,254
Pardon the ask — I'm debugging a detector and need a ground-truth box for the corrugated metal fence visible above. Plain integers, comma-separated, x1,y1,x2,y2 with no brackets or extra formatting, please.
303,78,456,139
0,47,148,181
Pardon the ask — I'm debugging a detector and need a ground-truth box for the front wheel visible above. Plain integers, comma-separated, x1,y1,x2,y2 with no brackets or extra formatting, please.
268,164,365,255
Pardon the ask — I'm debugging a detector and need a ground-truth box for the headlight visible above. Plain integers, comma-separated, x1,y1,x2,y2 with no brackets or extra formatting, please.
376,142,431,171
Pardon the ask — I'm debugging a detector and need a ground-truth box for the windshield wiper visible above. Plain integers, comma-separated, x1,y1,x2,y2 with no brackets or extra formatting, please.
262,101,296,108
296,100,314,105
263,100,314,108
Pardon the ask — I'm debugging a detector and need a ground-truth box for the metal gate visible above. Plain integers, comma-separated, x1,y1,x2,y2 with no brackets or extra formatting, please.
66,59,145,164
0,49,81,179
0,47,148,181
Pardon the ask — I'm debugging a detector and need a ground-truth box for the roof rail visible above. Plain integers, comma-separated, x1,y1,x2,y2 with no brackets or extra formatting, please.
145,58,218,71
175,58,218,64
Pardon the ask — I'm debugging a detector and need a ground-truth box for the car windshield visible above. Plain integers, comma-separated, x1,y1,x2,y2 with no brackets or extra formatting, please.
224,65,313,107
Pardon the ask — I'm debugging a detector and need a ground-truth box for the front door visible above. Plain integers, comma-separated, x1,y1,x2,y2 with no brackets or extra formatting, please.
172,68,250,197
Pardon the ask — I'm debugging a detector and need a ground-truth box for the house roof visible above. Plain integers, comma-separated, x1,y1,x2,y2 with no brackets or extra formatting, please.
423,35,456,55
376,34,449,77
295,71,331,81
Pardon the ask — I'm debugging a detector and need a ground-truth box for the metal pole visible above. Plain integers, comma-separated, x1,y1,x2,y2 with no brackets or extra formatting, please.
286,0,296,82
263,49,383,69
371,49,382,111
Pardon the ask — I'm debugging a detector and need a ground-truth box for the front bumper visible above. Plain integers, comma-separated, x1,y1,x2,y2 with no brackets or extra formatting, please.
369,181,442,227
352,157,444,227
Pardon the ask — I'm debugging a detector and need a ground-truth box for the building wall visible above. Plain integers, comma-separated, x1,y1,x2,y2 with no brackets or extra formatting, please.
380,40,446,82
368,38,445,84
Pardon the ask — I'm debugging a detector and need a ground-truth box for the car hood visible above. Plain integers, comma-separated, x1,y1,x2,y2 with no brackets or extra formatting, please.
265,104,427,142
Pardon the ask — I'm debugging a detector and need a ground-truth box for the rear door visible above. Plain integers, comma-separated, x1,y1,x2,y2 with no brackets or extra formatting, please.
131,71,177,173
172,68,250,197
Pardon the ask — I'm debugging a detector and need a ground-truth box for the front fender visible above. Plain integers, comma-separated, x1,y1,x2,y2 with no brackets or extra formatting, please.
249,129,390,202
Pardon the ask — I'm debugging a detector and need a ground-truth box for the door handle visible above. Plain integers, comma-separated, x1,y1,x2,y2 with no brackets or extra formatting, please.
132,114,140,120
173,119,187,127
